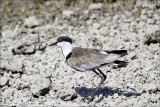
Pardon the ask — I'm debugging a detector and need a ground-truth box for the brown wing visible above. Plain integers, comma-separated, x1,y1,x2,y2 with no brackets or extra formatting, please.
66,47,122,71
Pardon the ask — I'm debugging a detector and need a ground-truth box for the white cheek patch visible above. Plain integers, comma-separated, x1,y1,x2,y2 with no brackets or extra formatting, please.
57,42,73,58
57,42,64,47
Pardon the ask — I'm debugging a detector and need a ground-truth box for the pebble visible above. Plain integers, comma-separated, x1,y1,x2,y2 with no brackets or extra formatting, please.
88,3,103,10
1,57,23,72
1,88,15,99
145,83,158,91
153,13,160,20
148,4,156,10
24,16,39,28
62,10,74,19
12,34,46,54
113,15,120,22
136,1,142,8
141,15,147,21
99,27,109,36
130,21,137,27
93,23,100,29
147,10,153,18
150,94,158,102
1,0,160,106
0,76,9,86
30,75,51,96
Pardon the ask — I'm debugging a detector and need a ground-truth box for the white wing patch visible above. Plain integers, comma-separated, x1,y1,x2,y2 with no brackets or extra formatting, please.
98,50,108,54
93,50,108,55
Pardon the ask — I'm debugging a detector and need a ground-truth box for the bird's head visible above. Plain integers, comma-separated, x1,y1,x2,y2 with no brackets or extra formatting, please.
49,36,72,47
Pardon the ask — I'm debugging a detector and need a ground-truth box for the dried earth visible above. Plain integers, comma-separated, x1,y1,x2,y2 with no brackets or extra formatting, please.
0,0,160,106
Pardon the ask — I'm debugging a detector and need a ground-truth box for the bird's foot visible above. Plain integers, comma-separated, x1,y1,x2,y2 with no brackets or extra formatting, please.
82,95,94,102
82,92,97,102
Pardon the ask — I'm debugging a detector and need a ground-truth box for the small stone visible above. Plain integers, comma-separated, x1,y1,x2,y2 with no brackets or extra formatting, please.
109,32,115,36
90,14,97,19
0,76,9,86
153,14,160,20
147,18,155,24
1,57,23,72
139,21,145,27
141,9,147,15
142,1,149,8
93,23,100,29
1,88,14,99
145,83,158,91
127,52,136,60
119,101,128,106
12,34,39,54
141,15,147,21
1,30,17,40
136,1,142,8
147,10,153,18
113,15,120,22
88,3,103,10
124,11,132,17
113,93,119,98
157,100,160,106
62,10,75,19
24,16,39,28
148,4,156,10
99,27,109,36
83,10,89,16
150,94,158,102
94,95,99,101
130,21,137,26
38,42,46,50
30,75,51,96
21,74,28,82
80,10,89,20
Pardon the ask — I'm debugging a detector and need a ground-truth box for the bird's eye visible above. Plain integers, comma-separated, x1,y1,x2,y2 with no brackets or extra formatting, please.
59,39,62,42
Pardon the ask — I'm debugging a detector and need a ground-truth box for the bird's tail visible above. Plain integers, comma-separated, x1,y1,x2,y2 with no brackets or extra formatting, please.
113,60,128,67
106,50,128,57
105,50,128,67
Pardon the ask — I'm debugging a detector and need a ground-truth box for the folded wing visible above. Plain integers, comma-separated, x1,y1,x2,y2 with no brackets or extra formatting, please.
66,47,127,71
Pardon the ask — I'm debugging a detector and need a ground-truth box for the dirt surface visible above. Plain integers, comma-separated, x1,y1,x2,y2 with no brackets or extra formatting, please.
0,0,160,106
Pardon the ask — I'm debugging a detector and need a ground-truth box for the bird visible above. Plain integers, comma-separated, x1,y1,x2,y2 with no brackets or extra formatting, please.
49,36,128,101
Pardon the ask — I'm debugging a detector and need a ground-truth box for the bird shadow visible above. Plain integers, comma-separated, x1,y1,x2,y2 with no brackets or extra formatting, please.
75,86,140,102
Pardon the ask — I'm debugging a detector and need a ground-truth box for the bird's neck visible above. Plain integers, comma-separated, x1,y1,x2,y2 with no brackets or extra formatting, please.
61,43,74,58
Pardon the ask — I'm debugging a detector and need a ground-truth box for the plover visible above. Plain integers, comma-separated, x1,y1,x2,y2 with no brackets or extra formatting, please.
50,36,128,101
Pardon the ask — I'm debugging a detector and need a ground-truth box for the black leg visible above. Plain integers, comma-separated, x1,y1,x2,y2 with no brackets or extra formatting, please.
92,69,100,76
88,69,106,101
97,68,106,83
